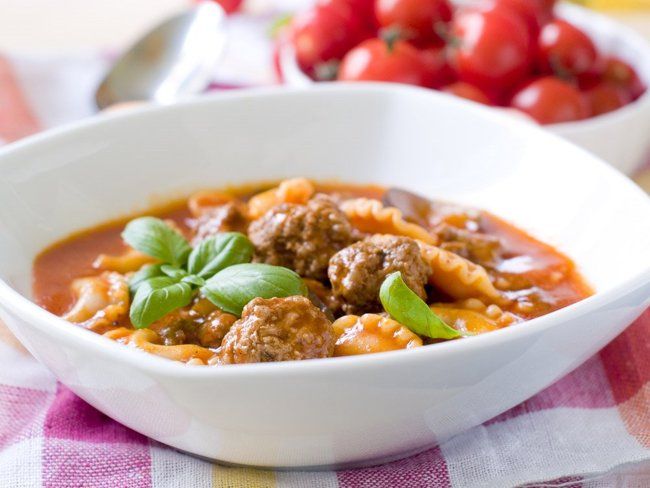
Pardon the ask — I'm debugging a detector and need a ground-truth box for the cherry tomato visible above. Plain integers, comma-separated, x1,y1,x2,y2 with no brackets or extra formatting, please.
536,0,556,24
328,0,377,29
375,0,452,45
576,60,605,91
602,57,646,101
538,20,597,76
510,76,589,124
338,38,427,85
211,0,243,14
489,0,546,38
448,7,532,92
419,47,455,89
586,82,631,116
442,82,491,105
290,3,366,75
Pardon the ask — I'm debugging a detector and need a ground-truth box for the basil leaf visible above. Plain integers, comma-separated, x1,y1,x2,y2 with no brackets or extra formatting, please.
160,264,188,281
129,264,164,294
380,272,460,340
201,263,308,316
188,232,254,278
182,275,206,287
122,217,191,267
130,276,193,329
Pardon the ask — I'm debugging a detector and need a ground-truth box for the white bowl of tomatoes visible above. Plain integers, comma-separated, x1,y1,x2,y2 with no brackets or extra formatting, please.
275,0,650,175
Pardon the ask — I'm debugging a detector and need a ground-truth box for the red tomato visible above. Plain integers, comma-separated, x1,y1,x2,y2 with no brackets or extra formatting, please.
337,38,427,85
489,0,545,38
375,0,452,45
538,20,598,76
510,76,589,124
291,3,366,75
442,82,491,105
602,57,646,101
536,0,556,24
419,47,455,89
448,7,532,92
328,0,377,29
212,0,243,14
576,61,605,91
586,82,631,116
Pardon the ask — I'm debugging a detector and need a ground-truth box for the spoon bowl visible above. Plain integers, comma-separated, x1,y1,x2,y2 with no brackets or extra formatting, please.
95,2,227,109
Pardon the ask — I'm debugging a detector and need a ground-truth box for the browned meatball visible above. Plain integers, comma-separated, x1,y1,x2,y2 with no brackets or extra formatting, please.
437,225,502,268
148,299,237,349
328,235,430,314
197,309,238,348
218,296,335,364
189,202,248,245
248,195,356,280
149,308,198,346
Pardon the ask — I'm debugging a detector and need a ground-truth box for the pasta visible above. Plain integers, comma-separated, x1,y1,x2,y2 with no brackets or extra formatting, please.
63,272,130,333
247,178,314,219
430,300,518,334
340,198,438,245
34,179,591,366
106,328,215,364
93,248,157,273
188,190,234,217
418,242,504,302
332,314,422,356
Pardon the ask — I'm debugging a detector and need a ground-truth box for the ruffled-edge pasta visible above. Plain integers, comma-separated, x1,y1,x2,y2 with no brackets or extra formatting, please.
430,299,518,334
188,190,234,217
340,198,438,245
418,242,504,302
63,272,130,333
332,314,422,356
247,178,315,219
105,328,215,364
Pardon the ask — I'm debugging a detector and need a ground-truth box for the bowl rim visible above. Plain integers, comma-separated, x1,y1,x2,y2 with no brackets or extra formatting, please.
0,83,648,380
277,3,650,132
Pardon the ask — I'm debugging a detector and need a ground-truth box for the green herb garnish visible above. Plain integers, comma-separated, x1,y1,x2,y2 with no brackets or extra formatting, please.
130,276,193,328
379,271,460,340
188,232,254,278
121,217,259,328
201,263,308,316
128,263,164,294
122,217,191,268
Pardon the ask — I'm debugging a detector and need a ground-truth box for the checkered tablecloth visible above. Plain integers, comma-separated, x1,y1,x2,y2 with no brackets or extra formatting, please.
0,5,649,487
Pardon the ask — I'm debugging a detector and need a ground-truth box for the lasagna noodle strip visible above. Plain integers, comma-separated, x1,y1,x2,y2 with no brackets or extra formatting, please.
340,198,438,245
418,242,503,302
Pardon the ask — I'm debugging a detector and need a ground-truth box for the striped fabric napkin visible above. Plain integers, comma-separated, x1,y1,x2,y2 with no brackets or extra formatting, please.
1,7,650,488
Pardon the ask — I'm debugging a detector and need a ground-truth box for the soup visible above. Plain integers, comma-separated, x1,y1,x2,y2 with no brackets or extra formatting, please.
33,179,591,365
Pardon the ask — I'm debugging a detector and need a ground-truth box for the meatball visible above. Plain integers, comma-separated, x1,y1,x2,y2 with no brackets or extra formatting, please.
149,299,237,348
437,224,502,268
248,195,356,280
328,235,430,314
218,296,335,364
197,309,237,348
189,201,248,245
149,308,198,346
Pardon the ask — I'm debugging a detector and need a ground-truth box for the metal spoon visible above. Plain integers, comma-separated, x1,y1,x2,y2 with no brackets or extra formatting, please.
95,2,227,110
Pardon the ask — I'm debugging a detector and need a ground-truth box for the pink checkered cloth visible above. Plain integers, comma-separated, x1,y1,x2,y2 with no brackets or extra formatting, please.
1,7,650,487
